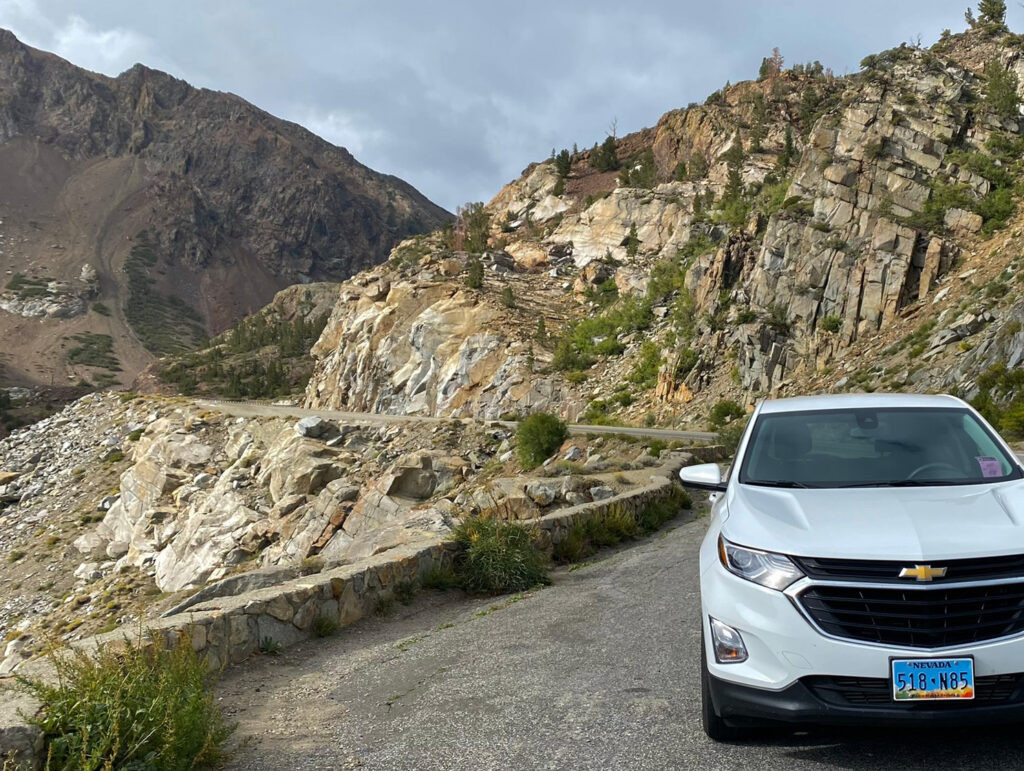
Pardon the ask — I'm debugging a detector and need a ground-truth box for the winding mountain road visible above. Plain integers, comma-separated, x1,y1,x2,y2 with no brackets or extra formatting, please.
216,513,1022,770
196,399,719,443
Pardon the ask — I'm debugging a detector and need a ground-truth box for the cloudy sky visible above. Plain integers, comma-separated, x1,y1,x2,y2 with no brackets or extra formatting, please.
0,1,1009,211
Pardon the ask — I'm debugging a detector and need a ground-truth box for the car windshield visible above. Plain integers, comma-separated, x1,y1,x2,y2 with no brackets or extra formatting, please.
738,407,1023,488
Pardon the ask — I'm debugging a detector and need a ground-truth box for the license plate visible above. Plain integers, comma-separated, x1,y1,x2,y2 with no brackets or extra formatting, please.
891,658,974,701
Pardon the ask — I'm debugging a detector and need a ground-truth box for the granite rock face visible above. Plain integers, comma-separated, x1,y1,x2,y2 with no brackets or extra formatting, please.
304,31,1023,421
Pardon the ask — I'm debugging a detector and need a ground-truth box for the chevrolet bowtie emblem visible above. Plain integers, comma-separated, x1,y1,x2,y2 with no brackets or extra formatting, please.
899,564,948,582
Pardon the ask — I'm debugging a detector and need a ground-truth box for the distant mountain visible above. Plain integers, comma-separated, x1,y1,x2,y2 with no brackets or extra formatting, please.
0,28,450,387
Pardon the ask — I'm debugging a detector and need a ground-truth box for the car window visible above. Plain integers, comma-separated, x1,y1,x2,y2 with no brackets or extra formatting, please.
739,407,1022,488
962,414,1014,477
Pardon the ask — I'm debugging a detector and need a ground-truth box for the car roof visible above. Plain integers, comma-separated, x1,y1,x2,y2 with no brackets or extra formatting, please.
757,393,966,415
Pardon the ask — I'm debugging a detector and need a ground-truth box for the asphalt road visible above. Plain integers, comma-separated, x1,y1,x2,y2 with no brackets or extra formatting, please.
216,513,1024,771
196,399,719,444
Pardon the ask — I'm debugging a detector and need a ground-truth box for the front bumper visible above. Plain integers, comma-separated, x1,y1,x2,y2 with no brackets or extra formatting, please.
701,553,1024,692
709,673,1024,727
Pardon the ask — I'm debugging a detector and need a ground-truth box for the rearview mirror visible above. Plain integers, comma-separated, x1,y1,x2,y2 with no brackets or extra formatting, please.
679,463,728,492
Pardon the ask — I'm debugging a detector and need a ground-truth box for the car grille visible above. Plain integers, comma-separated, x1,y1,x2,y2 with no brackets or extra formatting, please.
805,673,1024,707
792,554,1024,584
797,583,1024,648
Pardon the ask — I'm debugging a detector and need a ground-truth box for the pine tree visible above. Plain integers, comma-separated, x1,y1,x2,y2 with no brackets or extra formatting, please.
777,125,796,169
625,223,640,258
501,285,516,308
593,135,620,172
986,59,1020,120
535,317,547,341
465,258,484,289
978,0,1008,32
554,149,572,178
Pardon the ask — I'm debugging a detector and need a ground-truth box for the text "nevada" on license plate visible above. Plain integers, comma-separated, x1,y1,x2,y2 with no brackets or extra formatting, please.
891,657,975,701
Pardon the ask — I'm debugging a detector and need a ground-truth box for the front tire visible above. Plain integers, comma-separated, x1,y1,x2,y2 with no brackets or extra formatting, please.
700,629,745,742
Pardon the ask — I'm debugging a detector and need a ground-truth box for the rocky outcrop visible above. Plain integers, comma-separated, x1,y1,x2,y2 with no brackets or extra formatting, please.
307,30,1024,424
305,263,582,418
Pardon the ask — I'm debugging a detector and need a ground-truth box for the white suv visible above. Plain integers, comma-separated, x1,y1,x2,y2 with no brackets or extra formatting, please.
680,393,1024,740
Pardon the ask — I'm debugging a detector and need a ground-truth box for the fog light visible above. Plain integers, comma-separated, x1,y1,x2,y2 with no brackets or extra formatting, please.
709,617,748,664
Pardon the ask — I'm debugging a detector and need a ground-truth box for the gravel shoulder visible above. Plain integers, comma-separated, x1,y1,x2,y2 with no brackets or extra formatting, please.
216,514,1024,771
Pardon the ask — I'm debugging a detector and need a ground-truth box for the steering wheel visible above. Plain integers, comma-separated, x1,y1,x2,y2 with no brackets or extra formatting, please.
907,462,961,480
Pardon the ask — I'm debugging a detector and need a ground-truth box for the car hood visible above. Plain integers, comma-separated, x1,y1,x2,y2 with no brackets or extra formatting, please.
722,481,1024,560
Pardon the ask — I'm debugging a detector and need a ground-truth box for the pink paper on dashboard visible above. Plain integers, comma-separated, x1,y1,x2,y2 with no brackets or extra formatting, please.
976,457,1003,478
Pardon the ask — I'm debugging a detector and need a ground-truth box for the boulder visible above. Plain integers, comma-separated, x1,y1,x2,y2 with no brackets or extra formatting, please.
525,482,557,507
295,416,331,438
590,485,615,501
73,532,109,560
943,208,983,234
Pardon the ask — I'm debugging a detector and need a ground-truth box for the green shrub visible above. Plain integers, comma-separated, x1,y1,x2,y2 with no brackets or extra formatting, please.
553,487,691,563
394,580,418,605
259,636,282,655
637,486,691,533
604,505,639,541
500,285,516,308
985,58,1020,120
21,633,233,771
91,302,111,317
591,136,620,172
552,522,594,563
299,556,325,575
465,258,484,289
452,517,549,595
313,616,338,638
709,400,745,429
820,314,842,333
124,233,206,356
422,565,460,591
718,417,750,455
629,342,663,389
517,412,569,469
66,333,120,371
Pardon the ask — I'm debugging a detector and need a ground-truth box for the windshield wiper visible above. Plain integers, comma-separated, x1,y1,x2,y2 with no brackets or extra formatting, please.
745,480,815,489
835,479,966,488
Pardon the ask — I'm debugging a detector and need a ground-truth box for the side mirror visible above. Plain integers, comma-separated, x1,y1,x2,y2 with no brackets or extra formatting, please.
679,463,728,492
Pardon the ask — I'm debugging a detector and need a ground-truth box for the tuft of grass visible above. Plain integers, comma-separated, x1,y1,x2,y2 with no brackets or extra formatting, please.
299,556,325,576
7,550,24,563
393,581,418,606
374,596,396,616
554,486,692,564
452,517,549,595
422,565,460,591
19,633,233,771
259,636,282,656
312,616,338,638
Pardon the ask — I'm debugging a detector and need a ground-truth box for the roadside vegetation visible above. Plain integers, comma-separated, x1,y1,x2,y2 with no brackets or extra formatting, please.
451,517,549,595
553,486,692,564
516,412,569,469
19,633,233,770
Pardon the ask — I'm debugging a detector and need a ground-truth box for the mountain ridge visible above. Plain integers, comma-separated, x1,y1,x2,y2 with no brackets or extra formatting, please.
0,28,450,388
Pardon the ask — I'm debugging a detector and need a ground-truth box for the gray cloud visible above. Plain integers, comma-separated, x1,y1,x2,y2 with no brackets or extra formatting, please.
0,0,999,210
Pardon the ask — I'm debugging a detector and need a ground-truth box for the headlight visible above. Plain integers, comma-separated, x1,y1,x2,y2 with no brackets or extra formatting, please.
718,535,804,591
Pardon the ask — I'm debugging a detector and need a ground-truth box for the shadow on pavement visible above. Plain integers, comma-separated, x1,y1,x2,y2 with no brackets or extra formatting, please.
725,723,1022,768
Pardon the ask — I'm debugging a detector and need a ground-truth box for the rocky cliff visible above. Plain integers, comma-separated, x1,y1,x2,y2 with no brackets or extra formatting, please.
0,28,450,387
303,27,1024,435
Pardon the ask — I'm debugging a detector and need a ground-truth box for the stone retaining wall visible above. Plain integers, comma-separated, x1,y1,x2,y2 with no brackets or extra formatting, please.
0,453,693,768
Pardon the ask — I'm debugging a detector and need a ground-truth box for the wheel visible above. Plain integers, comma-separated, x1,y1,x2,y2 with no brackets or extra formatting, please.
700,629,745,742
